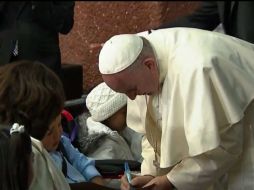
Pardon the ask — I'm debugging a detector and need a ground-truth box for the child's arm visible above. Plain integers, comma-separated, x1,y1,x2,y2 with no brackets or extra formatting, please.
60,136,102,182
90,176,105,186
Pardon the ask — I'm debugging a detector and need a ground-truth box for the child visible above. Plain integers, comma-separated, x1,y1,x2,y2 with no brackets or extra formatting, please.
0,60,104,189
78,82,143,162
0,123,33,190
46,116,104,185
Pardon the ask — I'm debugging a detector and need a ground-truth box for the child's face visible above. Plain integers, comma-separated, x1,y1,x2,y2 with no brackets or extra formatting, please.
41,114,63,152
106,106,127,132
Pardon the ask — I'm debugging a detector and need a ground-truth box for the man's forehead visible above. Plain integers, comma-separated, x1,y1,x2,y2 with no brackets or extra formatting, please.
102,73,132,93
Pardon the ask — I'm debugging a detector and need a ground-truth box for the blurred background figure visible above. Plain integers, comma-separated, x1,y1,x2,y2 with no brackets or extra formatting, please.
157,1,254,43
0,1,75,76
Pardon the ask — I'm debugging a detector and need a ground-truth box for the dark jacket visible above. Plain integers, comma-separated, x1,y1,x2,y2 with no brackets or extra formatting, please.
0,1,75,74
158,1,254,43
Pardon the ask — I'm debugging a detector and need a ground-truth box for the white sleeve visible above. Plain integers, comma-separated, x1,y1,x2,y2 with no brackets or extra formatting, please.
127,96,147,134
141,135,157,176
167,122,243,190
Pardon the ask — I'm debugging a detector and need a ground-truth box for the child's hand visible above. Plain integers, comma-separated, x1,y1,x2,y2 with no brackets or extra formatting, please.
120,174,154,190
91,176,105,186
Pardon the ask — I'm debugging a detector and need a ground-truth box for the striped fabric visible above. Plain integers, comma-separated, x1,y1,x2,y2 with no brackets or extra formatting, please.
13,40,18,56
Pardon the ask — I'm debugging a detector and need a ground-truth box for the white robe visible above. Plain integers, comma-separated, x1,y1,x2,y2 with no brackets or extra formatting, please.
129,28,254,189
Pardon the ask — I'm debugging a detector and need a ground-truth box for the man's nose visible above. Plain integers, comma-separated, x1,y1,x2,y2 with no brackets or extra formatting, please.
126,92,136,100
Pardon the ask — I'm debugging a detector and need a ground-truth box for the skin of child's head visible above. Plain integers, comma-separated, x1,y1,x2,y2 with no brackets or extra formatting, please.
41,113,63,151
0,60,65,150
102,105,127,132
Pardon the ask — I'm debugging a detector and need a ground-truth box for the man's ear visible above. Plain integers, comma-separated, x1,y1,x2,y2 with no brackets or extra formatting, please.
143,58,157,71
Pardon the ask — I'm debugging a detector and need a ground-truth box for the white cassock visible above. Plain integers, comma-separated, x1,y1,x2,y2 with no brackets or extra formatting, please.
127,28,254,190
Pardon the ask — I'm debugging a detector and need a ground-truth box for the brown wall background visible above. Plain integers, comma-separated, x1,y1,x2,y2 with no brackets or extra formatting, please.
59,1,200,93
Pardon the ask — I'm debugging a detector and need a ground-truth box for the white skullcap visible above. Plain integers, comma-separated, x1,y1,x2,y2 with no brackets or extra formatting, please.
86,82,127,122
99,34,143,74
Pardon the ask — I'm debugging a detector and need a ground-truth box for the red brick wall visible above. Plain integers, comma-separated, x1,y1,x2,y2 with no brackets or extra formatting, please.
59,1,200,93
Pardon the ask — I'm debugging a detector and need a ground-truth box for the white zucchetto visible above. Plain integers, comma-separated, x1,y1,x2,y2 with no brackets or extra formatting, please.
99,34,143,74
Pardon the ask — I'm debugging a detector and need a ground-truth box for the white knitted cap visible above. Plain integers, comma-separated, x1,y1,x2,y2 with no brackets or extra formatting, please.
86,82,127,122
99,34,143,74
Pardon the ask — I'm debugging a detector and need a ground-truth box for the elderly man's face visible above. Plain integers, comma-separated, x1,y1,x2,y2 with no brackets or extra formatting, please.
102,58,159,100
